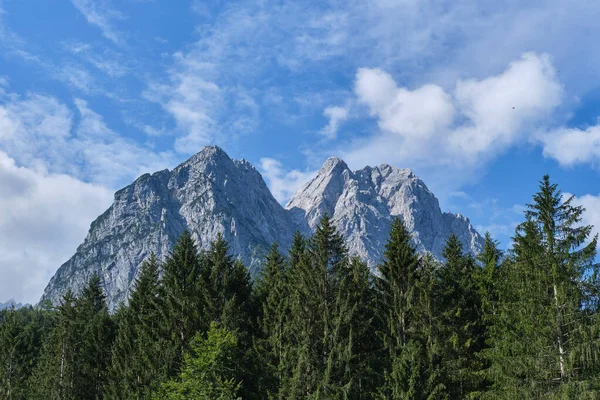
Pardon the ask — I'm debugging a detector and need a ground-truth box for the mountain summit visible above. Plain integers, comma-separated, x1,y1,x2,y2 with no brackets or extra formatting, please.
41,146,483,309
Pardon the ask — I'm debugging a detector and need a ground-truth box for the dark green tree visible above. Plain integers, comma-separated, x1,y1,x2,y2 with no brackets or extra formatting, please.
253,243,289,399
28,291,79,400
436,235,485,398
374,218,426,400
160,230,205,375
73,274,116,399
282,215,358,399
107,253,167,399
485,175,599,398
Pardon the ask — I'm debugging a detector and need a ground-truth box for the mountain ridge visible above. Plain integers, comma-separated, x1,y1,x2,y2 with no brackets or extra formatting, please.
41,146,483,310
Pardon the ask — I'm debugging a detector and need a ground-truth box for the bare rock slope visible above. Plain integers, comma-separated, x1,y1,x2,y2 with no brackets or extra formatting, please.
41,147,483,309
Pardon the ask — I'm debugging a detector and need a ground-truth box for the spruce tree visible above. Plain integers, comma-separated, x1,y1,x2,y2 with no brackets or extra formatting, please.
202,233,252,332
29,291,79,400
73,274,116,399
107,253,166,399
160,230,205,375
282,215,357,399
254,243,289,398
437,235,485,398
485,175,599,398
375,218,428,400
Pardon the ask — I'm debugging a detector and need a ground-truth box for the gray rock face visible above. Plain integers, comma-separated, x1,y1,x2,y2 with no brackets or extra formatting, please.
41,146,296,310
41,147,483,310
286,157,483,267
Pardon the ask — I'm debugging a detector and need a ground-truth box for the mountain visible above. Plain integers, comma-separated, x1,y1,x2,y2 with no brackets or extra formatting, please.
41,146,483,310
287,157,482,267
41,146,296,310
0,299,28,310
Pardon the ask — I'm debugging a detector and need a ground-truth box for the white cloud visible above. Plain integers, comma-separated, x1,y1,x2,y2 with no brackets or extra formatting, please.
356,68,455,139
259,158,317,204
343,52,563,175
320,106,349,139
569,193,600,243
0,151,112,303
538,124,600,167
0,93,175,188
452,53,562,158
70,0,126,47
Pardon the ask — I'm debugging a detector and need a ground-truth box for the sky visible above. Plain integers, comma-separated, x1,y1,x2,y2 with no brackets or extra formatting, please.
1,0,600,304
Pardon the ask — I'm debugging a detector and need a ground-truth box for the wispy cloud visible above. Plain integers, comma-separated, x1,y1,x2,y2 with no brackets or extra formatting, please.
0,92,175,188
70,0,126,47
320,106,349,140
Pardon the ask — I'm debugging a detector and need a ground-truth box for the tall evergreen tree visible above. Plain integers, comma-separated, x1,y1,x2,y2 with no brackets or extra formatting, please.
344,256,378,400
485,175,599,398
375,218,429,400
202,233,253,332
160,230,205,375
73,274,116,400
254,243,289,399
282,215,358,399
436,235,485,398
29,291,79,400
107,253,166,399
201,233,255,399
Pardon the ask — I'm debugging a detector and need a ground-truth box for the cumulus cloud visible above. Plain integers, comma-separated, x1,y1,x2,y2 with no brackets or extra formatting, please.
538,124,600,167
259,158,317,204
356,68,455,140
0,151,112,303
343,52,563,173
320,106,349,139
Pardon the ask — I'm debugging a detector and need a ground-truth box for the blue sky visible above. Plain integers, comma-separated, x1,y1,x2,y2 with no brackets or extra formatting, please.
1,0,600,303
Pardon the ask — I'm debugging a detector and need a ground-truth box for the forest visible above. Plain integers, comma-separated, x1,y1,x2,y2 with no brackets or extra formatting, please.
1,175,599,400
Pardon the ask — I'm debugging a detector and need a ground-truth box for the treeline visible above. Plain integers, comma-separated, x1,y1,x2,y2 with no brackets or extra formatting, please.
2,175,600,399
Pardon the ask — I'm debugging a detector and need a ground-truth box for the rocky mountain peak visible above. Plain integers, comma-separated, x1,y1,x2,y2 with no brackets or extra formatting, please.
41,148,484,310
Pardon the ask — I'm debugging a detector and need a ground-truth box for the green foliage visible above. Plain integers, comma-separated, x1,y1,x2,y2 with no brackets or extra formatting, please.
437,235,486,398
484,175,599,399
5,174,600,399
160,230,205,375
375,218,433,400
107,253,167,399
154,323,241,400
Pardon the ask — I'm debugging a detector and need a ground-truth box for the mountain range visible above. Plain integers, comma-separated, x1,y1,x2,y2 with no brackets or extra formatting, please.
41,146,483,310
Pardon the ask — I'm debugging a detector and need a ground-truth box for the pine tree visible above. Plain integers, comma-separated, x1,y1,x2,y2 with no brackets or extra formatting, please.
201,233,255,398
29,291,79,400
154,323,242,400
202,233,252,332
282,215,357,399
254,243,289,399
160,230,205,375
107,253,166,399
73,274,116,399
477,232,502,323
344,256,378,400
437,234,485,398
374,218,428,400
485,175,599,398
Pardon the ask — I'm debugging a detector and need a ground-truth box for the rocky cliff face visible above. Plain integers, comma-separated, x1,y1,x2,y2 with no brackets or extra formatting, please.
41,146,483,310
41,146,296,309
286,157,483,267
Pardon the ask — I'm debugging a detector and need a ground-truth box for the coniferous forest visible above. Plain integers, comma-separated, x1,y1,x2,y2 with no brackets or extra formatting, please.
2,175,600,400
